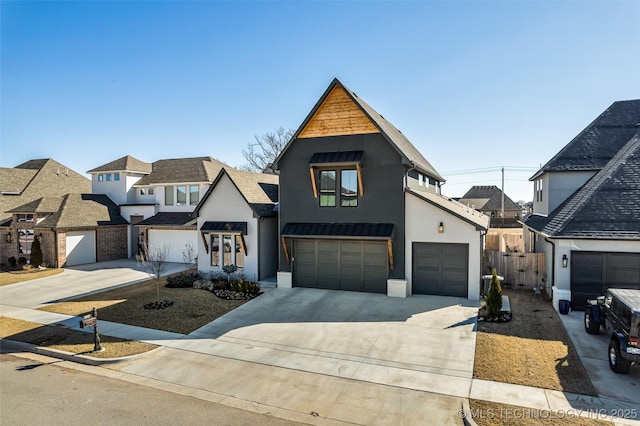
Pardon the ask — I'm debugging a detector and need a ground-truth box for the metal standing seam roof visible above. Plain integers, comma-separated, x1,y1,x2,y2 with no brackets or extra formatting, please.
200,221,248,234
281,222,394,239
274,78,445,183
309,150,364,165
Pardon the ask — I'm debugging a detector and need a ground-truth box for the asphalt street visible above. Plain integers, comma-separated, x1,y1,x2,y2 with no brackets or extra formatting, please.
0,353,301,426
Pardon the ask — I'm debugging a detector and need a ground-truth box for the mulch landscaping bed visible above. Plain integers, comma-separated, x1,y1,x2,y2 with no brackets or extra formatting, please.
38,274,248,335
474,289,597,395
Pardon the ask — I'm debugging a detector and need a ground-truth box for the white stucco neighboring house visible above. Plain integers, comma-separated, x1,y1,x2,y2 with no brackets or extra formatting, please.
521,100,640,312
193,167,279,282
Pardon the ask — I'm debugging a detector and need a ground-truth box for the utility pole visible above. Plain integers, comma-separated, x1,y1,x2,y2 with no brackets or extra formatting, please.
501,166,505,219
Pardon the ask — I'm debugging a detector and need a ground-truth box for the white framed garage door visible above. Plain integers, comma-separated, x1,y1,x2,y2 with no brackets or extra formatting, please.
66,231,96,266
412,242,468,297
148,230,197,263
293,239,388,293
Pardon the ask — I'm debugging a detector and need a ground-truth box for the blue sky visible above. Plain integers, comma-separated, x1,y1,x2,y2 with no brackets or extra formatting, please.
2,1,639,202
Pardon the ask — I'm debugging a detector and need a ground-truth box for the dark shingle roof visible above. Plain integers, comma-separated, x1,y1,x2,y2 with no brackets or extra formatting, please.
87,155,152,174
194,168,279,218
458,185,521,211
134,157,228,185
523,133,640,239
8,197,64,214
281,222,394,239
531,100,640,180
0,159,91,224
137,212,197,227
36,194,128,228
274,78,445,182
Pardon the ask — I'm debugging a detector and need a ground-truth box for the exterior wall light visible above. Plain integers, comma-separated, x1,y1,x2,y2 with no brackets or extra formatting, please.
5,232,11,243
562,254,568,268
438,222,444,234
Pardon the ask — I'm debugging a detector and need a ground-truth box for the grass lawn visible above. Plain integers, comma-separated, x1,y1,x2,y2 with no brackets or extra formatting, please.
38,272,248,335
0,268,63,286
471,289,604,425
0,317,156,358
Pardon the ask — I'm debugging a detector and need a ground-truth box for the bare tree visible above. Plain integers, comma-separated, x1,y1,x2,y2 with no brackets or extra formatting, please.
137,241,171,304
182,242,196,270
240,127,294,173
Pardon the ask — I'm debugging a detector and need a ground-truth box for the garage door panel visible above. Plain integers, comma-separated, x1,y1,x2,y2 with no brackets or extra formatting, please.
293,239,386,293
66,231,96,266
413,242,468,297
571,251,640,309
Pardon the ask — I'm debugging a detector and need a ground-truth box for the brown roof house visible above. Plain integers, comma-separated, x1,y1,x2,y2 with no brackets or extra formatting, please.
1,159,128,267
88,156,229,262
193,168,279,281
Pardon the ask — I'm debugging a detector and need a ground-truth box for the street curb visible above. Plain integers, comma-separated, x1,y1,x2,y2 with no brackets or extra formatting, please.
0,338,161,365
462,399,480,426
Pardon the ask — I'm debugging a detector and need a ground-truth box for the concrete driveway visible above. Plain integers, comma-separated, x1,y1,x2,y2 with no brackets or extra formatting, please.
0,259,188,309
560,310,640,405
110,288,480,425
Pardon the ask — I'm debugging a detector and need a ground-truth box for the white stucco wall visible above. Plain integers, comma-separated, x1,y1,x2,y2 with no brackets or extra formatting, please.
532,171,595,215
148,229,198,263
405,192,484,300
91,174,129,205
196,175,260,281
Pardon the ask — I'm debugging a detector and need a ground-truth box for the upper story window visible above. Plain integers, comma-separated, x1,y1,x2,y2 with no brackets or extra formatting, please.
341,169,358,207
189,185,199,206
535,179,543,202
176,185,187,206
148,188,154,195
165,186,174,205
17,214,34,222
320,170,336,207
418,173,424,186
114,173,120,181
98,174,103,182
106,173,112,181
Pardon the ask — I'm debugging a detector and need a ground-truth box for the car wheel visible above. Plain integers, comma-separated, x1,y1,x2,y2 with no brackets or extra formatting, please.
584,310,599,334
608,339,631,374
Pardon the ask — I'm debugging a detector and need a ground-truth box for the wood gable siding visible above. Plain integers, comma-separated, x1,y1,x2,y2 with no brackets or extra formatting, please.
298,86,379,138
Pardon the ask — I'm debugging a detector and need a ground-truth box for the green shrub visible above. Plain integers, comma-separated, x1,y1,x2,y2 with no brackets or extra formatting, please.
18,257,27,266
8,257,17,268
485,268,503,316
30,237,43,267
166,271,200,288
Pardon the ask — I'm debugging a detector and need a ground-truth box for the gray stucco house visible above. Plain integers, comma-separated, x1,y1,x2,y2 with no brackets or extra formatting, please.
273,79,489,299
521,99,640,310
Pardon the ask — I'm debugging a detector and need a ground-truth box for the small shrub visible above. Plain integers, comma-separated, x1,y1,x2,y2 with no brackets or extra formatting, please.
485,268,503,316
18,257,27,266
30,236,43,267
166,271,200,288
8,256,17,268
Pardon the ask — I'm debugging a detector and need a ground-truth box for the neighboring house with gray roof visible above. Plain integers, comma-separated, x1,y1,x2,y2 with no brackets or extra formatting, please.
0,159,125,267
88,155,229,262
193,168,279,281
457,185,522,221
272,78,489,300
521,99,640,311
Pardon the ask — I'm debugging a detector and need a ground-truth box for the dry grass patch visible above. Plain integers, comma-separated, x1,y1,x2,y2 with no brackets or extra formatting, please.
0,317,156,358
474,289,597,396
39,273,248,334
0,268,63,286
470,399,612,426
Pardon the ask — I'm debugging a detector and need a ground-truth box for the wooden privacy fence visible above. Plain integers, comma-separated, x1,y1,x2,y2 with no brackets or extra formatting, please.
484,250,546,290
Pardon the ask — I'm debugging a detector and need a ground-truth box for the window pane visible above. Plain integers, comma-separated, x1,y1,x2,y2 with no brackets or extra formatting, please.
223,235,233,266
148,188,154,195
106,173,111,181
319,170,336,207
177,186,187,206
165,186,174,205
341,169,358,207
235,235,244,268
98,174,103,181
189,185,199,206
211,235,220,266
18,229,34,255
114,173,120,181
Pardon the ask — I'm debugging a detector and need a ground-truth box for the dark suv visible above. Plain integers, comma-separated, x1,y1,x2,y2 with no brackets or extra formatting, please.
584,288,640,374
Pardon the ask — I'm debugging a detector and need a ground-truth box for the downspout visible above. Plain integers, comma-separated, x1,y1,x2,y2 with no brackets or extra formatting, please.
257,216,262,282
544,237,555,296
404,164,417,191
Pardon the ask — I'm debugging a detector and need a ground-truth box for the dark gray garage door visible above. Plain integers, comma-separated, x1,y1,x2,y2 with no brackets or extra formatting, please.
293,239,388,293
412,243,468,297
571,251,640,309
